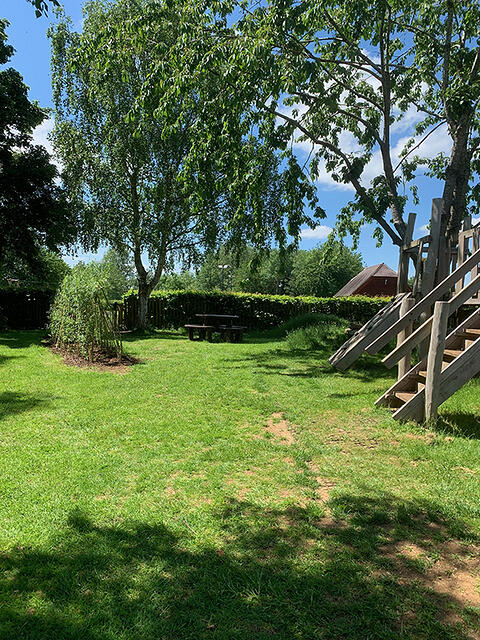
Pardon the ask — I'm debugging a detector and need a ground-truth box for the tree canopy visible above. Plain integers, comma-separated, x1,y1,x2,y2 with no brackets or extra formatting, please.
27,0,60,18
172,241,362,297
152,0,480,253
0,249,70,291
50,0,320,327
0,19,73,278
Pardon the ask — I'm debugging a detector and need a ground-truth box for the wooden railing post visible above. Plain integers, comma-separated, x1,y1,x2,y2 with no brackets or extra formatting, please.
397,297,415,380
397,212,416,294
425,301,450,422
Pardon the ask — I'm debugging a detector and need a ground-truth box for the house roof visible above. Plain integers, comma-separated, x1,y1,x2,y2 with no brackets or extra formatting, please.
334,263,397,297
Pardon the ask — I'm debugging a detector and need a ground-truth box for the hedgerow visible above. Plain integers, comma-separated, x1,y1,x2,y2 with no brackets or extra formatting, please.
50,263,122,361
119,290,390,330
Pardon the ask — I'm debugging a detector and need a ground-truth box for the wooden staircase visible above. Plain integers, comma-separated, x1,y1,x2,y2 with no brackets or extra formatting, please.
330,242,480,422
375,308,480,421
329,293,411,370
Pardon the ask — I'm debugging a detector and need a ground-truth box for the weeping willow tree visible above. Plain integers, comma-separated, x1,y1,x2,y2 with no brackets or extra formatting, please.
50,263,122,362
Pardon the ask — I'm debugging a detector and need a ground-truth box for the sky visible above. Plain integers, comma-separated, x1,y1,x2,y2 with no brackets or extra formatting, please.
3,0,450,271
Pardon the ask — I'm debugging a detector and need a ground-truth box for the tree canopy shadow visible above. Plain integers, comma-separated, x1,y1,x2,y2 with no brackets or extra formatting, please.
225,347,395,382
1,491,478,639
435,410,480,439
0,331,45,349
0,391,52,420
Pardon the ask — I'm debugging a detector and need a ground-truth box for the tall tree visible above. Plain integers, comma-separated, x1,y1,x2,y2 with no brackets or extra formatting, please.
100,249,136,300
288,242,363,297
164,0,480,270
50,0,319,328
0,19,73,278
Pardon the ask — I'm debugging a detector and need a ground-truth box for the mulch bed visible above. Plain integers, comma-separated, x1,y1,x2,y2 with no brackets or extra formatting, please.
49,344,139,373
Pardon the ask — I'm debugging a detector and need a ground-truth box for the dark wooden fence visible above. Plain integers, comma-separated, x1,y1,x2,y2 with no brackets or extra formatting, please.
0,290,54,329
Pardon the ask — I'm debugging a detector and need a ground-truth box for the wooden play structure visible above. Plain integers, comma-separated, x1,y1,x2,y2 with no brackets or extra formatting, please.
330,198,480,422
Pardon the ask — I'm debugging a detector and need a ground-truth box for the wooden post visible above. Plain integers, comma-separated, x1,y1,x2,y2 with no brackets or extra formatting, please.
421,199,442,297
419,199,443,359
425,301,450,422
397,297,415,380
397,212,416,294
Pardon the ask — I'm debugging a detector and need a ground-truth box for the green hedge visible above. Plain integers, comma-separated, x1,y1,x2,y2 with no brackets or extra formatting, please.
119,290,390,330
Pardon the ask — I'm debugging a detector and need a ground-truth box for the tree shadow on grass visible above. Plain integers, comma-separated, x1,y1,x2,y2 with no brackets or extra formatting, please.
434,411,480,439
0,331,45,349
122,329,187,343
1,492,478,640
0,391,51,420
226,347,395,382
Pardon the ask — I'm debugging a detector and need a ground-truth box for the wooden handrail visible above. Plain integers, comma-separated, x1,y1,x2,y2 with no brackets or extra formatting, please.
382,272,480,368
367,247,480,355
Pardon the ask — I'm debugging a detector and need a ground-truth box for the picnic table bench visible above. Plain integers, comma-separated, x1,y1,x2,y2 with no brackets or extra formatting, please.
184,324,214,342
185,314,246,342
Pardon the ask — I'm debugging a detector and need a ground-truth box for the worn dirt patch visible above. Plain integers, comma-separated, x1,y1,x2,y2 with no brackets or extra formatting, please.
380,538,480,609
452,466,477,475
315,478,336,502
50,345,138,373
263,413,295,445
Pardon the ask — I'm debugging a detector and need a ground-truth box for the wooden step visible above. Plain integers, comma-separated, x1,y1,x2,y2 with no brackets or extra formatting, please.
458,329,480,341
413,371,427,383
394,392,416,404
443,349,463,362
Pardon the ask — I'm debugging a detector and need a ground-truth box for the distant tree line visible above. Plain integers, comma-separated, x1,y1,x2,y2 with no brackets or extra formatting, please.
98,241,363,299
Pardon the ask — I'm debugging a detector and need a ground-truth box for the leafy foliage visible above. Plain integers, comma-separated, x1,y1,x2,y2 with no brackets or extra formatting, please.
50,0,318,328
0,19,73,276
50,263,122,360
121,290,389,330
192,242,362,296
27,0,60,18
100,249,136,300
287,242,363,297
0,249,70,291
163,0,480,246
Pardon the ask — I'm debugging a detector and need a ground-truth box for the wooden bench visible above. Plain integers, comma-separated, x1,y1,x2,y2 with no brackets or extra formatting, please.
218,325,246,343
184,324,214,341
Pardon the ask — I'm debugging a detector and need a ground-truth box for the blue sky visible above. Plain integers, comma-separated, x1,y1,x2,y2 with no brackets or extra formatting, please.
3,0,448,270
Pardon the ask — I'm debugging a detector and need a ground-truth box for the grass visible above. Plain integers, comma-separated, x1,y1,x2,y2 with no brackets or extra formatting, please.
0,329,479,639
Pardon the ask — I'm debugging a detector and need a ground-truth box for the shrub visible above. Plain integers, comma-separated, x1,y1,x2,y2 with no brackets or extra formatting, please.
286,317,348,352
50,263,122,361
120,290,390,330
269,312,346,337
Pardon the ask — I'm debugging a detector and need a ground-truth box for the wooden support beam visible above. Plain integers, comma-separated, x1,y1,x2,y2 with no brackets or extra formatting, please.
421,199,442,297
412,238,425,297
425,301,450,422
397,297,415,380
402,236,431,253
397,212,416,294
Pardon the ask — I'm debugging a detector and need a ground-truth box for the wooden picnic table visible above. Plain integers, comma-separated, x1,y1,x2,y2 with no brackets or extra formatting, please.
195,313,239,328
185,313,245,342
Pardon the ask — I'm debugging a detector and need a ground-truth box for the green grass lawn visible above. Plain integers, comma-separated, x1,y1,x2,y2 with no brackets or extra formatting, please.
0,329,479,640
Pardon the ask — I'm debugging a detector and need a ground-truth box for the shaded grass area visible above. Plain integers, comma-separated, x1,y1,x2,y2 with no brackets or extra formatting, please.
0,330,479,639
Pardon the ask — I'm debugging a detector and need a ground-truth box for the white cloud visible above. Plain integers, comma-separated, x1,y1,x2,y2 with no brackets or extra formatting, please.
300,224,333,240
32,118,55,155
31,118,63,175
